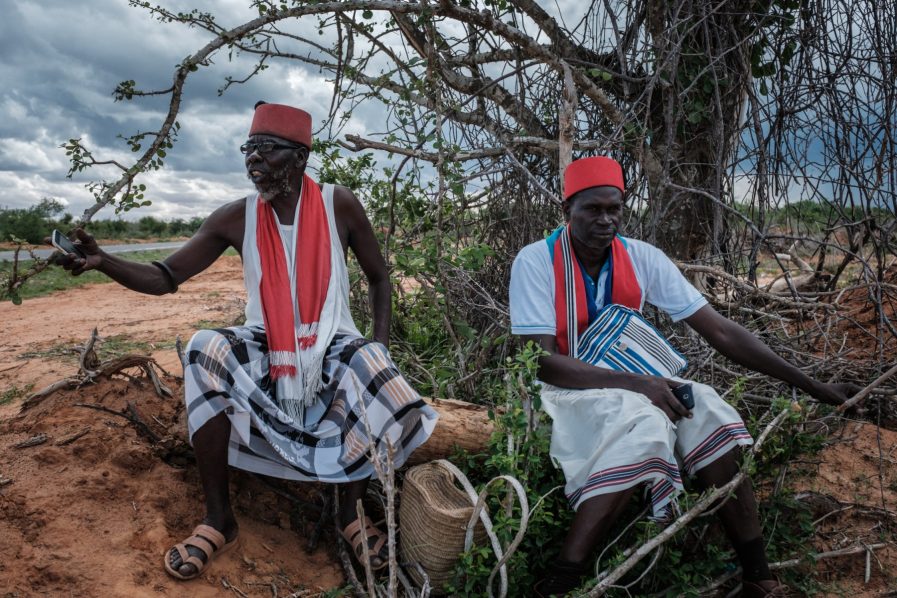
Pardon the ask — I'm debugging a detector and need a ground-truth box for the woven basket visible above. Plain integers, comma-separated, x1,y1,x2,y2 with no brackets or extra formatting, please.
400,461,486,591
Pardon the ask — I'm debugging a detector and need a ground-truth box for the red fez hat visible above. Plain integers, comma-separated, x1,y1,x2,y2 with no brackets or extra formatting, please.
563,156,624,200
249,103,312,148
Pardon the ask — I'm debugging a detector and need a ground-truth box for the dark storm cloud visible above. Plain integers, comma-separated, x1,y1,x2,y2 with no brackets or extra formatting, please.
2,0,585,218
0,0,357,218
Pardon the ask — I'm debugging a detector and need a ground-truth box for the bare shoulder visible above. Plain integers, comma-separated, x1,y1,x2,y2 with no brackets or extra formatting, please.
330,184,370,229
207,197,247,223
198,197,247,248
331,184,364,214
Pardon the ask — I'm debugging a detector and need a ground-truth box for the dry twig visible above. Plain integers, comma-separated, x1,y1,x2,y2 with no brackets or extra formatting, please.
587,406,792,595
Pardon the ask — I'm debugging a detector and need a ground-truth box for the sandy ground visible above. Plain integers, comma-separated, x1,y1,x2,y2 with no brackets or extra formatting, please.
785,421,897,595
0,378,344,597
1,257,896,596
0,256,346,597
0,255,247,414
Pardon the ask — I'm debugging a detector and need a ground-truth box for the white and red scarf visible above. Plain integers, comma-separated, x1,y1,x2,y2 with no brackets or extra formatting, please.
553,226,641,357
256,174,338,419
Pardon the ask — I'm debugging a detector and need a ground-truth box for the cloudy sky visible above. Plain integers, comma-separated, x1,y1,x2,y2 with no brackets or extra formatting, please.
0,0,389,221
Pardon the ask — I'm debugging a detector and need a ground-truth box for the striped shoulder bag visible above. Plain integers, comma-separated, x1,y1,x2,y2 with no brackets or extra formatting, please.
577,304,687,379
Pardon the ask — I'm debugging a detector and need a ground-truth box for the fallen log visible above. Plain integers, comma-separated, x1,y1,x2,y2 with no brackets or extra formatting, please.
170,395,496,464
24,337,496,464
407,397,495,465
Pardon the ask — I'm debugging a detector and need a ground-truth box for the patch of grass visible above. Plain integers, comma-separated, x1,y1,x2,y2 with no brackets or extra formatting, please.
1,383,34,405
96,335,176,359
19,343,75,360
3,246,239,302
20,336,177,365
96,335,155,359
191,319,234,330
2,249,177,300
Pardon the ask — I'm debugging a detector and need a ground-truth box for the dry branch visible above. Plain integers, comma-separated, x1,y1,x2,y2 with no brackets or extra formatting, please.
837,363,897,413
74,401,161,443
12,434,48,449
686,543,892,596
19,331,173,412
407,397,494,464
55,427,91,446
587,406,792,595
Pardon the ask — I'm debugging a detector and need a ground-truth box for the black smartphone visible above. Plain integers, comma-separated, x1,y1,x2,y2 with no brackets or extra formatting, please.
51,229,86,259
672,383,695,410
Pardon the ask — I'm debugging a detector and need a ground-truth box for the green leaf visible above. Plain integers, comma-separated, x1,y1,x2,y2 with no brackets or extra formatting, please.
752,61,777,78
781,40,797,67
587,68,613,81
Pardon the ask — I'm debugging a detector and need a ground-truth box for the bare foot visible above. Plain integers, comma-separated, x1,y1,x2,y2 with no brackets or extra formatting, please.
165,520,239,579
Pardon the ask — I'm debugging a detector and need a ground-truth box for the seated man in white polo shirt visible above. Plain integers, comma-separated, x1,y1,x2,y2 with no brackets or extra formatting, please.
509,156,857,597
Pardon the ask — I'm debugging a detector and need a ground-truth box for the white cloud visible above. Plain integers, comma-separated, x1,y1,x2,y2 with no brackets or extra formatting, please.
0,171,89,212
0,134,70,172
1,96,29,123
132,169,251,219
0,1,419,220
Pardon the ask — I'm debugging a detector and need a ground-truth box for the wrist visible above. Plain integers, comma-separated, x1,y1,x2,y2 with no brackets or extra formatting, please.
794,375,821,397
614,371,653,392
94,249,109,270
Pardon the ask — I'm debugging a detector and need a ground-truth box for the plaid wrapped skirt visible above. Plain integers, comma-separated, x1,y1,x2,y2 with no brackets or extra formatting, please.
183,326,438,482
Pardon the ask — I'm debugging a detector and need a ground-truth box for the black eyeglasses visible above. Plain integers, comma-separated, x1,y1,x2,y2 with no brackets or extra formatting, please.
240,141,304,155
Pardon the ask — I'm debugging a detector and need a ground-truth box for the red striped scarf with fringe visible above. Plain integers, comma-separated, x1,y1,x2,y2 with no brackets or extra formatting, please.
553,226,641,356
256,174,331,379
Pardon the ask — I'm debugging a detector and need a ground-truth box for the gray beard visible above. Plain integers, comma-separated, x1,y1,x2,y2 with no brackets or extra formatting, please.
250,163,295,202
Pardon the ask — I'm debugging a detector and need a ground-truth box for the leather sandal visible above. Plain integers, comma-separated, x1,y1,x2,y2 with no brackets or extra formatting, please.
164,524,238,580
341,516,388,571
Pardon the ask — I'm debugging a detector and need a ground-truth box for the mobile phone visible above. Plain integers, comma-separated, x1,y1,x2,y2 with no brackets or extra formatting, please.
671,383,695,410
51,229,86,259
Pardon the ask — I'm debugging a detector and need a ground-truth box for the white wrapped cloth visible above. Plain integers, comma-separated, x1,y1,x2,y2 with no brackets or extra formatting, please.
541,378,752,519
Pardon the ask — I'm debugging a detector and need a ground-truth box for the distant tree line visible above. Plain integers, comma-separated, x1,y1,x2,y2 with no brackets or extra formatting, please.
0,198,204,244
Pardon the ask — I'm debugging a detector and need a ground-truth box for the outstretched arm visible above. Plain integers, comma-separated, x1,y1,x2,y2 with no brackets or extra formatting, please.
684,304,858,405
334,187,392,346
51,201,241,295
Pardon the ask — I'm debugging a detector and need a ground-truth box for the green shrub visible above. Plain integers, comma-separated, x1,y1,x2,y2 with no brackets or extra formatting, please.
0,198,65,243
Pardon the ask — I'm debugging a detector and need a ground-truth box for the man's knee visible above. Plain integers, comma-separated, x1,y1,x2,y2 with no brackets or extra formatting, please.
643,406,671,427
346,338,391,370
693,447,743,488
193,411,232,441
580,486,637,511
186,329,230,362
632,406,676,450
355,337,387,354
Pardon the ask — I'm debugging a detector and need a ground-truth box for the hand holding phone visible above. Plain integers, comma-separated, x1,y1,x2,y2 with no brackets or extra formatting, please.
671,383,695,410
51,229,86,259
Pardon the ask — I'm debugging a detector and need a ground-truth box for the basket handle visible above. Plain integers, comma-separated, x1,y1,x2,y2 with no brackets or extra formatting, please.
433,459,530,598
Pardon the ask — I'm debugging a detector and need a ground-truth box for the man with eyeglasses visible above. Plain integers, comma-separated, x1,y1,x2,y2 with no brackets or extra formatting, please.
53,102,438,580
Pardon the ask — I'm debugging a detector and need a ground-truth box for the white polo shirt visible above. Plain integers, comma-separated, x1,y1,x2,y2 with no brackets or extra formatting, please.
509,235,707,336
